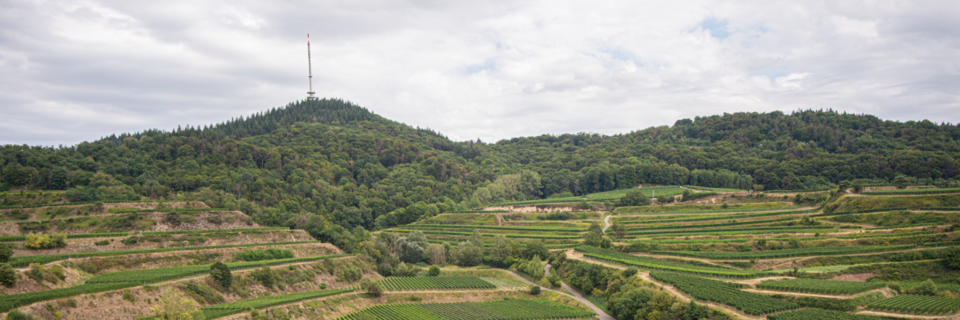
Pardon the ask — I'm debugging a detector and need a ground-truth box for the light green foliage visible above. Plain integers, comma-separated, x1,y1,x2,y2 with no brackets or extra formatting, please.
150,288,205,320
517,255,545,279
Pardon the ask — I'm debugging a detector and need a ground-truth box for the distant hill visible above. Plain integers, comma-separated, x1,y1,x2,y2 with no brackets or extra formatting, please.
1,100,958,249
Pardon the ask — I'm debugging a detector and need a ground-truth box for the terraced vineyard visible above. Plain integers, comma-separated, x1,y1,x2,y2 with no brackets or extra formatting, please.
862,188,960,195
649,272,798,315
614,209,819,224
135,288,356,319
868,294,960,314
384,229,582,239
378,276,498,291
756,279,886,295
6,240,317,267
651,244,917,259
575,246,771,278
334,299,596,320
404,224,587,232
766,308,888,320
0,253,351,312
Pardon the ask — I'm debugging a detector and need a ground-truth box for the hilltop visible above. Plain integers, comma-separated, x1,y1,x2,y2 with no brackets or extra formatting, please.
1,99,959,247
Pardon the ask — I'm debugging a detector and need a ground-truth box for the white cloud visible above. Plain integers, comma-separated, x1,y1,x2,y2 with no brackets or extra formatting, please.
0,0,958,145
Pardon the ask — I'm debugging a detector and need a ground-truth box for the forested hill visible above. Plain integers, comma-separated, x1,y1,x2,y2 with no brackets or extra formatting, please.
1,99,959,250
487,110,960,196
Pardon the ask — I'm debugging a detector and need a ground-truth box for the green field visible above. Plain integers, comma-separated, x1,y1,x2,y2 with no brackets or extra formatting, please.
334,299,596,320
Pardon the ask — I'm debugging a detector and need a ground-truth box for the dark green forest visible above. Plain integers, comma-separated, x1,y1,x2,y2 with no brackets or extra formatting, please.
2,99,959,250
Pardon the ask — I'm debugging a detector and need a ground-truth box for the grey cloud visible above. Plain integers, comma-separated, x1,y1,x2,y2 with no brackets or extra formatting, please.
1,0,959,146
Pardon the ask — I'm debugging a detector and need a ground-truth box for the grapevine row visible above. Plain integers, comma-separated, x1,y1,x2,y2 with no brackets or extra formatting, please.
378,276,497,291
651,244,916,260
649,272,798,315
756,279,885,295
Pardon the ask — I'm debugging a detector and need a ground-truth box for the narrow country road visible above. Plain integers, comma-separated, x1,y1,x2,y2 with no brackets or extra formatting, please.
602,213,612,233
501,265,615,320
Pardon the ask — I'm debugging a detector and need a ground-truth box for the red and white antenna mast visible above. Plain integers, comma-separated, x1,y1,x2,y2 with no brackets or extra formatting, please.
306,33,317,101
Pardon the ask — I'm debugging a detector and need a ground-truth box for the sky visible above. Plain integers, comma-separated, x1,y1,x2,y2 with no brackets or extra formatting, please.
1,1,959,146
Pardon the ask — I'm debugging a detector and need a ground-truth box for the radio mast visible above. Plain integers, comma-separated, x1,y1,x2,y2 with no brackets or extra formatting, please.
306,34,317,100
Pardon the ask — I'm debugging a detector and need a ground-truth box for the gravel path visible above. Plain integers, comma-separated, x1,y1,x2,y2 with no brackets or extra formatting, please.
602,214,612,233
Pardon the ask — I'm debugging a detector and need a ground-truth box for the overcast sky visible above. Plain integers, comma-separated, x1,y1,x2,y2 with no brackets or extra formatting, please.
1,1,959,146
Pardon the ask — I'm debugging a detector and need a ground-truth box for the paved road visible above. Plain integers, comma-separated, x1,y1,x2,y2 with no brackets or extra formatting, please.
502,265,615,320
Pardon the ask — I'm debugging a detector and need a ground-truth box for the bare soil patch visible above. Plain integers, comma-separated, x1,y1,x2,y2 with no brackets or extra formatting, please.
484,205,576,213
829,273,876,282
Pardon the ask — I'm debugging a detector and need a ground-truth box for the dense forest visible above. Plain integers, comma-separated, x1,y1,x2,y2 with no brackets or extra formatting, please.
2,99,959,250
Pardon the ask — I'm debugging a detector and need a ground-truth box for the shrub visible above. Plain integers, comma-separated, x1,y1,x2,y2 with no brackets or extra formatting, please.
163,212,183,227
27,265,43,283
529,285,541,295
181,281,224,305
233,249,293,262
205,215,223,225
209,262,231,288
94,240,110,246
50,234,66,249
6,310,31,320
150,288,203,320
24,234,51,250
0,264,15,287
122,290,136,303
361,278,383,297
620,191,650,206
943,246,960,270
120,237,138,246
250,266,276,287
0,244,12,262
57,299,77,308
